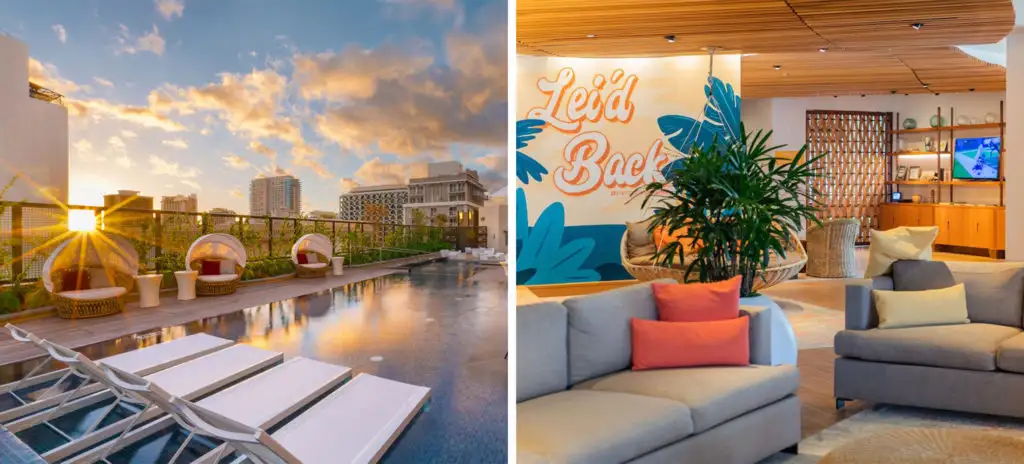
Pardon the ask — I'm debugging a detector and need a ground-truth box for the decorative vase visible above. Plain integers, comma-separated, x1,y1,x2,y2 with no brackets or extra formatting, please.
985,113,998,124
956,115,970,126
903,119,917,130
929,115,947,127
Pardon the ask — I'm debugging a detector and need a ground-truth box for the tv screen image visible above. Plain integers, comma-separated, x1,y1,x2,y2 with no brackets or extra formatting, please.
952,137,1001,180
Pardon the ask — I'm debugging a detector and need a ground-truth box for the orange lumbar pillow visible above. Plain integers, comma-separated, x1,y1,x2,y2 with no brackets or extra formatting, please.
651,275,742,322
631,317,750,370
652,226,698,252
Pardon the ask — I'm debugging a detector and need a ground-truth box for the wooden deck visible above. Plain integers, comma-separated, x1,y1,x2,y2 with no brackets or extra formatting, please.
0,255,440,367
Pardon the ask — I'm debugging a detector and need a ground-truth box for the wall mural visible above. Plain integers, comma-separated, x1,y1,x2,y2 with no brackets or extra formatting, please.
516,55,742,286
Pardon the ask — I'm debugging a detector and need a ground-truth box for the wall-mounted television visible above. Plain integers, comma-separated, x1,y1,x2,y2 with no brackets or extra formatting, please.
952,137,1001,180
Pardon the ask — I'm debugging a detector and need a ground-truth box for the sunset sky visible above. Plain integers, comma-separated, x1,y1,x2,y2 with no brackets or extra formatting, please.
0,0,507,212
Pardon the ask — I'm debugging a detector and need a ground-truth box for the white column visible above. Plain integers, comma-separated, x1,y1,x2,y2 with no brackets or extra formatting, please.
1006,27,1024,260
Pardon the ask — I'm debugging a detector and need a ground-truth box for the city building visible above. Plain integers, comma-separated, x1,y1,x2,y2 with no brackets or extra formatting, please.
0,36,68,204
161,194,198,213
308,210,338,219
479,187,508,253
339,184,408,224
208,207,237,227
405,162,486,227
250,175,301,217
102,190,154,225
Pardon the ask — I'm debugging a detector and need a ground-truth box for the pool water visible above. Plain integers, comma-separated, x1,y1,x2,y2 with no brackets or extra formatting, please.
3,261,508,463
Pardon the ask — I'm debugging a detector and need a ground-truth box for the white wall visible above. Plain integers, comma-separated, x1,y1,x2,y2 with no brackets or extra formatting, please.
1006,28,1024,260
479,196,508,253
0,36,69,204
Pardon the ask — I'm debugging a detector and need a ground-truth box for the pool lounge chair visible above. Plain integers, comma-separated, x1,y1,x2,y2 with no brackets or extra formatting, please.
186,233,247,296
42,233,139,319
291,233,331,279
67,356,353,463
0,324,233,424
6,340,281,462
111,369,430,464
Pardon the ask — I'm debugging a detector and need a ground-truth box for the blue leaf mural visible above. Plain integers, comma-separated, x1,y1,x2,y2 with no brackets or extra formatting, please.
516,119,548,184
703,76,742,143
516,188,600,285
657,76,742,176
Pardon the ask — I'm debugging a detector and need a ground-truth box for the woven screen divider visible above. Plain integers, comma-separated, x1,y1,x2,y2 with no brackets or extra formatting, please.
805,110,893,243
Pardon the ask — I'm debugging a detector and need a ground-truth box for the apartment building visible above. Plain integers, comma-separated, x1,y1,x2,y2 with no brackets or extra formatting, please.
161,194,198,212
339,184,408,224
250,175,301,217
404,162,486,227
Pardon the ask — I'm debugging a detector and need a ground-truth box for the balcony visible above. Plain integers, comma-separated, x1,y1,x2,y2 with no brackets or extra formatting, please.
28,81,64,106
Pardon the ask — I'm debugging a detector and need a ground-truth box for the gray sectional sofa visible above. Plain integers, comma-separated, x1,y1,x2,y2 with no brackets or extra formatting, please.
517,280,801,464
837,261,1024,417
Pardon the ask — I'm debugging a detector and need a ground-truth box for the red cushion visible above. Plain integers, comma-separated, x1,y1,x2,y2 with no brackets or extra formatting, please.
200,259,221,276
297,253,309,265
652,276,741,322
631,317,750,370
59,269,90,292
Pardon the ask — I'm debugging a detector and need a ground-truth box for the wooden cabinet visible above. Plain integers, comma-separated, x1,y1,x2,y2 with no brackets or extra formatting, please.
878,203,1003,252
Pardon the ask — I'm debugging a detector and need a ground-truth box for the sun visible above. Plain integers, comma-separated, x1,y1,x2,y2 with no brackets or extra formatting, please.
67,209,97,232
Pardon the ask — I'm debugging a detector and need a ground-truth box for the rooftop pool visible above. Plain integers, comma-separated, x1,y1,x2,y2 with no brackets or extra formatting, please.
3,260,508,463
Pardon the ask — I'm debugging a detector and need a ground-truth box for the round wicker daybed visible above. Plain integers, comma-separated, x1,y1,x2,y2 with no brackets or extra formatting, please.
620,228,807,292
291,233,331,278
43,233,138,319
186,234,247,296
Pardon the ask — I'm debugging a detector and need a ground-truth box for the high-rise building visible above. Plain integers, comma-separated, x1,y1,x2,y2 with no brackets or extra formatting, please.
250,175,301,217
103,190,154,226
405,161,486,227
161,194,198,212
339,185,408,224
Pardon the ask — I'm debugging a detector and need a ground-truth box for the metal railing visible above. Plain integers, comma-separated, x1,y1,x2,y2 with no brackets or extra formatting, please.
0,202,488,283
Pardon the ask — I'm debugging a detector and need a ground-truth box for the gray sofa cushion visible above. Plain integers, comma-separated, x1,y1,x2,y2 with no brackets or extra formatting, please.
517,390,693,464
573,365,799,433
997,333,1024,374
563,280,673,384
892,260,956,291
835,323,1022,371
951,266,1024,328
517,302,569,402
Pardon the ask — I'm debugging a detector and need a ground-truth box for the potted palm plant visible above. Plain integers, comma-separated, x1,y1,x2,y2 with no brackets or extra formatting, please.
632,126,822,297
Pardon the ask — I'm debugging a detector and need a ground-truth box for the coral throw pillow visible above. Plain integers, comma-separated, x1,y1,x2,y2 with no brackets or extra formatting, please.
652,276,742,322
297,253,309,265
59,269,90,292
631,317,750,370
200,259,222,276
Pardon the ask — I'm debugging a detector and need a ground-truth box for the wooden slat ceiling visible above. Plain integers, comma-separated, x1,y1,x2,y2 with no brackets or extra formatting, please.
517,0,1015,98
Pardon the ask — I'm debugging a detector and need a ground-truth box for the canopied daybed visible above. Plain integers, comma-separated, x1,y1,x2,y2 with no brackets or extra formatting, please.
291,233,331,278
186,234,246,296
620,228,807,293
43,233,138,319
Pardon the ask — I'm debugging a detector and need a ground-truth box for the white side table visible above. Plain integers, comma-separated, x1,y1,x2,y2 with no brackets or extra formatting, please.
135,274,163,308
174,271,198,300
331,256,345,276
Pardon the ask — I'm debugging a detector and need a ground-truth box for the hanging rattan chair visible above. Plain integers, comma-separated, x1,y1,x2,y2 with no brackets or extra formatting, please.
43,233,138,319
291,233,331,278
186,234,246,296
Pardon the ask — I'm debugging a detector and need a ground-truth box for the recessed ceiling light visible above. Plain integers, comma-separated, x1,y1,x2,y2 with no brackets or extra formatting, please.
586,34,597,38
665,35,676,43
819,47,828,52
773,65,781,70
911,23,923,30
922,83,929,88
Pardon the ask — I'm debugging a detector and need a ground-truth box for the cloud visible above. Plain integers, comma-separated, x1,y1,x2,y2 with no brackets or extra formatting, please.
229,189,244,199
352,158,427,185
120,130,138,138
74,98,187,132
155,0,185,20
150,155,199,178
247,141,276,159
108,136,127,153
223,154,251,170
304,29,506,156
116,24,166,56
339,177,359,192
115,154,133,168
162,138,188,149
74,139,106,162
28,58,87,95
181,179,201,190
52,24,66,43
476,153,505,171
93,77,115,88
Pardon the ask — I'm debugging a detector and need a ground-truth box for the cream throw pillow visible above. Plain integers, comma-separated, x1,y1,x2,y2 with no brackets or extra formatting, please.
873,284,970,329
864,226,938,277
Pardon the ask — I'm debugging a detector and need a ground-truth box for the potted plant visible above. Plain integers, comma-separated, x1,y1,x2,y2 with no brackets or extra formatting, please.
632,126,822,297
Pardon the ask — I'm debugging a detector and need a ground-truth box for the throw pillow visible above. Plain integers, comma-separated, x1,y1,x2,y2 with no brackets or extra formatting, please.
625,218,655,251
864,227,938,278
949,264,1024,327
892,260,957,291
631,317,750,370
200,259,221,276
297,253,309,265
872,284,970,329
219,259,236,275
651,276,741,322
653,226,694,253
87,268,113,289
305,252,319,264
59,269,90,292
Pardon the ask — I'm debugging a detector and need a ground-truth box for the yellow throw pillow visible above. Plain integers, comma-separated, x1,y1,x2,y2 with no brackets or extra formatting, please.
864,226,938,277
872,284,970,329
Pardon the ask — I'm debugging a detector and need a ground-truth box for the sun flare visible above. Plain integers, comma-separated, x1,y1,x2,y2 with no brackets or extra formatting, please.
67,209,97,232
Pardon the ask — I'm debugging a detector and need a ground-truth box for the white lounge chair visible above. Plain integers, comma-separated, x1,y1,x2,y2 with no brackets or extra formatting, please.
0,324,232,424
41,233,138,319
138,373,429,464
67,356,353,463
6,340,281,462
291,233,331,279
186,233,247,296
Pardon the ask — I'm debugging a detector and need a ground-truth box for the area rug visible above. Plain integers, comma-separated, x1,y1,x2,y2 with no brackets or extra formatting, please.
760,404,1024,463
769,296,845,350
